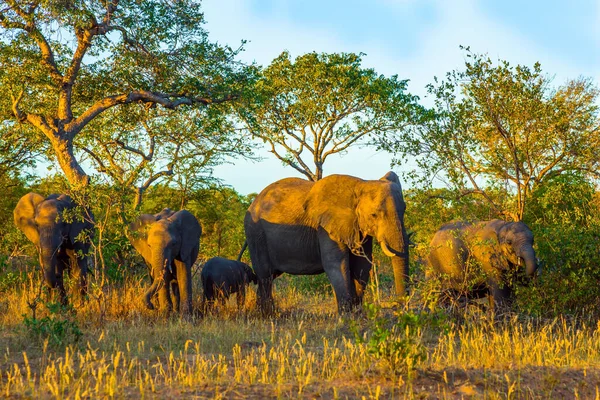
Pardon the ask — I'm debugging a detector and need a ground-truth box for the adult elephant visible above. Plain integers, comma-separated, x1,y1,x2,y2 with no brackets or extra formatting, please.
244,172,409,314
14,193,94,305
129,209,201,317
427,219,538,305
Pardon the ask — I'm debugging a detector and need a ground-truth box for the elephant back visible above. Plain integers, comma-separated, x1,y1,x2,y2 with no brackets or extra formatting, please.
248,178,314,224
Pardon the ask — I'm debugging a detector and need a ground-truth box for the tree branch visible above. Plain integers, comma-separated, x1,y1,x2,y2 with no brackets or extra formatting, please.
65,90,235,139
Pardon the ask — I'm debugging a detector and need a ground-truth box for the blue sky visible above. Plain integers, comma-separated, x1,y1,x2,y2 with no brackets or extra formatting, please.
201,0,599,194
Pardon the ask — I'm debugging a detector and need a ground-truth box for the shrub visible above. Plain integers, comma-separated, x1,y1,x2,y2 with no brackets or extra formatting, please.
23,302,83,347
351,303,429,376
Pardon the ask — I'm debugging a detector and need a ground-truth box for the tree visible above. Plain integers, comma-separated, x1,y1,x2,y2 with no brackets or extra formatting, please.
0,122,42,178
80,103,253,210
240,51,420,181
0,0,251,188
386,49,600,221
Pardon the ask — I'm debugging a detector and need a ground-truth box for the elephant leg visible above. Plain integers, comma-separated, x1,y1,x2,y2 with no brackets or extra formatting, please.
171,279,180,313
247,230,275,315
237,284,246,310
144,276,164,310
69,248,89,302
488,279,512,309
349,237,373,307
157,278,173,313
319,228,356,313
256,277,274,316
218,286,228,306
55,269,67,306
55,250,72,306
174,259,193,317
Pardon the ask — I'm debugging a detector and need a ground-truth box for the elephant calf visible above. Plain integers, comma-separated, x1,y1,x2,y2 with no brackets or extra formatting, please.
201,257,257,310
428,219,538,307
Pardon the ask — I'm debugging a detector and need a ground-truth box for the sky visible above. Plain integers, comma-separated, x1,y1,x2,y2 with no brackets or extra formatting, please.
201,0,599,195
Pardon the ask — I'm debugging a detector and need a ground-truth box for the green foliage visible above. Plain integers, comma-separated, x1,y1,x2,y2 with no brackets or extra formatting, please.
518,173,600,316
187,188,253,261
0,175,29,255
385,48,600,220
141,185,252,261
240,51,421,180
0,1,255,187
277,274,332,296
351,303,428,375
23,302,82,348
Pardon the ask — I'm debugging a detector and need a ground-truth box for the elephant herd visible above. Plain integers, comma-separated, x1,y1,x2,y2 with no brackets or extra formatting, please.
13,171,538,318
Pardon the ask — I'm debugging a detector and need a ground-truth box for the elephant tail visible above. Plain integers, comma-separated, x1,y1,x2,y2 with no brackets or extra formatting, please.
236,240,248,262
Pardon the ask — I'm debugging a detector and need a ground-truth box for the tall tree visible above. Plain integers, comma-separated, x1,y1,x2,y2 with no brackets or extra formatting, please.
80,103,252,210
240,51,420,181
0,0,251,188
385,49,600,221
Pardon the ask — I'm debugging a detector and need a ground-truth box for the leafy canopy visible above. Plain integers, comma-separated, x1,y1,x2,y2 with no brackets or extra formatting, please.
240,51,421,181
0,0,253,187
386,48,600,220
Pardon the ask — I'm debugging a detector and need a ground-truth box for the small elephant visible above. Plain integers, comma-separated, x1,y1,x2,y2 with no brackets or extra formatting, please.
243,172,410,314
427,219,538,306
129,208,201,317
201,257,257,310
14,193,94,305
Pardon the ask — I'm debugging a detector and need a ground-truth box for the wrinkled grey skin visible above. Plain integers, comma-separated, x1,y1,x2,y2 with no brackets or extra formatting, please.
428,219,538,306
201,257,257,310
129,209,201,317
243,172,409,315
14,193,94,305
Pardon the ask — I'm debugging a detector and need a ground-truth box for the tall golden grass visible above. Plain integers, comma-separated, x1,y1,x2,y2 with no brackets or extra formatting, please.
0,272,599,398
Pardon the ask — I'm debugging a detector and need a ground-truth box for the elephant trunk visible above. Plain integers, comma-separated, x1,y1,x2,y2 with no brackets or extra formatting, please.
40,245,57,286
39,232,60,285
391,253,409,296
380,225,409,296
520,246,538,278
145,250,172,310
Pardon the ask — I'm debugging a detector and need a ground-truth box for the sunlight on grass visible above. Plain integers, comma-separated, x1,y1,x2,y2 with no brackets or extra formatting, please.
0,277,599,398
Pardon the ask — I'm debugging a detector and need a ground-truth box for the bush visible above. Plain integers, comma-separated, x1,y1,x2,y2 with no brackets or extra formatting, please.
520,173,600,317
351,303,430,376
23,302,83,347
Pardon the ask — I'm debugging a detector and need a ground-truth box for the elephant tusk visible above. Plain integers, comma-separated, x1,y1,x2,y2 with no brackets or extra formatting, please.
380,241,396,257
380,241,408,258
164,259,172,274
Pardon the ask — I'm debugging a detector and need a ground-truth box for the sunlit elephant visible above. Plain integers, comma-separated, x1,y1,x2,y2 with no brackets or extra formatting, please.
243,172,409,314
427,219,538,305
129,208,201,317
201,257,257,311
14,193,94,305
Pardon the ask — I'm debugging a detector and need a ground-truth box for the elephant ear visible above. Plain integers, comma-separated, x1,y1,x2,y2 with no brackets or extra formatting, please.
156,208,175,220
303,175,361,249
14,192,45,246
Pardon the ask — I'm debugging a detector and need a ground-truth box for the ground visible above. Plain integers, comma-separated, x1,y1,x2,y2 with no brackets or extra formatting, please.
0,271,599,399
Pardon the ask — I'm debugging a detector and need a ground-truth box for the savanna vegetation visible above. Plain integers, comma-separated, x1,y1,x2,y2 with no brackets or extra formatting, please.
0,1,599,398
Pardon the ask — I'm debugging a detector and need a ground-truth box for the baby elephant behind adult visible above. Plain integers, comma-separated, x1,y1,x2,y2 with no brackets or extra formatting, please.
428,219,538,306
201,257,257,310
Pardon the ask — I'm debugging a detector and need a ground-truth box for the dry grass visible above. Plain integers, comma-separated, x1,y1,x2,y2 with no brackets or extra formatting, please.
0,272,599,399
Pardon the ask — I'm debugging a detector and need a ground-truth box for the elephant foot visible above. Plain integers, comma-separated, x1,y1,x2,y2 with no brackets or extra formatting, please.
259,301,275,318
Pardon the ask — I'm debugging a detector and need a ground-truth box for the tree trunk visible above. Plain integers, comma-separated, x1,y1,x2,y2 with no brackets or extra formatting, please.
51,135,89,188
